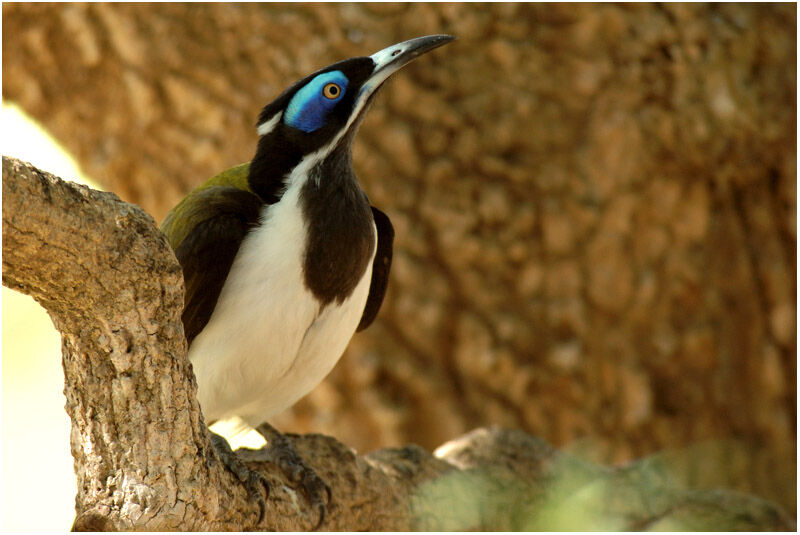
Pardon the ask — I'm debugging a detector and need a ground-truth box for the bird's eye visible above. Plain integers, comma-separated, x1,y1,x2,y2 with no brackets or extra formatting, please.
322,83,341,99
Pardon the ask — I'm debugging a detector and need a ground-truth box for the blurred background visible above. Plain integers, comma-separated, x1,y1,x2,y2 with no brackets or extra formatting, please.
2,3,796,529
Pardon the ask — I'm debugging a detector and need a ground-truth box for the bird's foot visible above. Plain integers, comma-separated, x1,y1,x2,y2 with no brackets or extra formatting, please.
209,430,270,525
256,422,331,530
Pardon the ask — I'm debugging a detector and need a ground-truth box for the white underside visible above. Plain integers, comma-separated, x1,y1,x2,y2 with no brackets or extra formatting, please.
189,180,375,426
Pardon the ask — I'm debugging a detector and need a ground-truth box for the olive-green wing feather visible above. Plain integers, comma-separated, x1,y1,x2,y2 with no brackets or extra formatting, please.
161,163,252,248
161,165,263,345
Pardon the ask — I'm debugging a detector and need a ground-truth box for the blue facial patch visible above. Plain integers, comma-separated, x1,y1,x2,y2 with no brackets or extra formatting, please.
285,71,348,133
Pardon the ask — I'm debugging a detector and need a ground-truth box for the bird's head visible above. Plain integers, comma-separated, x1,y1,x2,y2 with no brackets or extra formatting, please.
248,35,454,201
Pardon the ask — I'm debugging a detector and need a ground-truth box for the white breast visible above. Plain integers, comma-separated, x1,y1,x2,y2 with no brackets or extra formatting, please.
188,181,375,425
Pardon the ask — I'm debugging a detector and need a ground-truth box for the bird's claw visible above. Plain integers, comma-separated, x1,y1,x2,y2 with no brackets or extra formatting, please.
301,466,331,530
244,469,270,525
256,422,331,530
210,430,270,525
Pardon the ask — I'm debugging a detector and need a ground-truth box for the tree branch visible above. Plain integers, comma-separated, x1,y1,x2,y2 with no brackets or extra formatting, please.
2,155,233,529
2,156,793,531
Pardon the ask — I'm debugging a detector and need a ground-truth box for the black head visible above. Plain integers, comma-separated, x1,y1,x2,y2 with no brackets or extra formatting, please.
248,35,454,202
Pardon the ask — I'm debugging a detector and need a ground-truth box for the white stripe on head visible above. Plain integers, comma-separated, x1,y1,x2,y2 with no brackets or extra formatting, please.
280,46,408,189
285,79,381,189
257,112,282,136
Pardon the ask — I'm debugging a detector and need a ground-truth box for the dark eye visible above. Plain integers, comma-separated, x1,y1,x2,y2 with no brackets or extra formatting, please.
322,83,341,99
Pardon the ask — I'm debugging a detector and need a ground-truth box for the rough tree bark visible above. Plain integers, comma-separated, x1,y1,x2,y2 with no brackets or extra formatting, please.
3,2,796,521
3,155,793,531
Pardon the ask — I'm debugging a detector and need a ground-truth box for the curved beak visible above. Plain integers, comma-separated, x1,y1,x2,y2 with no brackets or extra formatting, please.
363,34,456,94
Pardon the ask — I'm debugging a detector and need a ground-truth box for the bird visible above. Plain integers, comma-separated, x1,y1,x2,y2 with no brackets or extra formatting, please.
160,34,454,525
